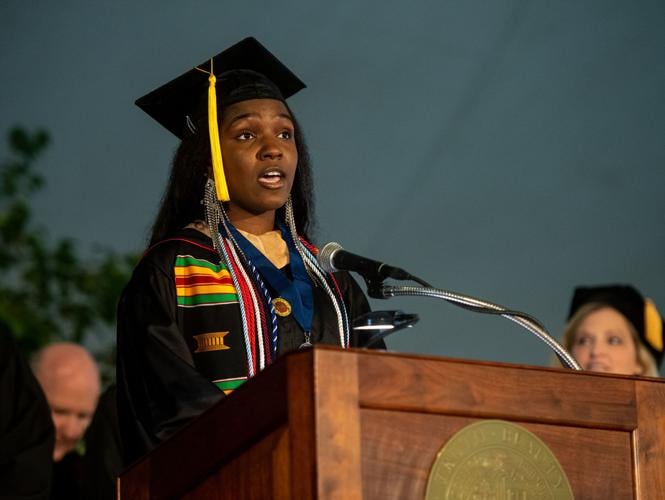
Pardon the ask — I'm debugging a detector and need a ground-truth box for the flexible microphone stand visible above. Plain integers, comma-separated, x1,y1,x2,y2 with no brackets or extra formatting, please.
364,277,581,371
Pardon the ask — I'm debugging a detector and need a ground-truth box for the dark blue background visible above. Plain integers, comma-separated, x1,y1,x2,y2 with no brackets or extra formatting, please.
1,0,663,373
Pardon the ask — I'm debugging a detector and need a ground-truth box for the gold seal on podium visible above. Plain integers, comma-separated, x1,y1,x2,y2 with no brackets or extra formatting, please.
426,420,573,499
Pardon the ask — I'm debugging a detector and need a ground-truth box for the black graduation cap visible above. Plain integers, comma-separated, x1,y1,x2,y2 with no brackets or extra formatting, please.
568,284,664,367
135,37,306,139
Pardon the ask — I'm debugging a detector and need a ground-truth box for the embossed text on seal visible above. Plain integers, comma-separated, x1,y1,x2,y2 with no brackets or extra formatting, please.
425,420,573,499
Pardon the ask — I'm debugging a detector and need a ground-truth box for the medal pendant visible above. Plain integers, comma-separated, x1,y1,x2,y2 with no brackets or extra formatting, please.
272,297,292,317
299,331,312,349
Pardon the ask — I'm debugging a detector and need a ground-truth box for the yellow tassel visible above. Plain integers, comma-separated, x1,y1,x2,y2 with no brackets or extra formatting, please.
208,69,230,202
644,298,663,352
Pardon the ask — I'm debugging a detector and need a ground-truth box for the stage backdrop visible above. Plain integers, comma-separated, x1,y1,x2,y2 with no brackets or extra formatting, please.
1,0,663,373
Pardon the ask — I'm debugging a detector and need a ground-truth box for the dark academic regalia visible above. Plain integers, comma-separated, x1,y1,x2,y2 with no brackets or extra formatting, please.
117,229,371,464
50,453,84,500
49,385,123,500
76,384,123,500
0,323,54,500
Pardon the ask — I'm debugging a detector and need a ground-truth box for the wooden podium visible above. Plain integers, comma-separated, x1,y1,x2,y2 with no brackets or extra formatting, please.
118,346,665,499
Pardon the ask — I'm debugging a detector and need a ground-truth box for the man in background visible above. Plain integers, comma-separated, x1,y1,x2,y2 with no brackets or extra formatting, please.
32,342,101,498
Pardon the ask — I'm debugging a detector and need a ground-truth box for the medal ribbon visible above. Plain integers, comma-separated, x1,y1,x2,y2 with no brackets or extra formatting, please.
227,223,314,336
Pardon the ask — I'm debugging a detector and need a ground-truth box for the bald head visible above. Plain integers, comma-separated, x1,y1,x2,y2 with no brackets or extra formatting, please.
32,342,101,461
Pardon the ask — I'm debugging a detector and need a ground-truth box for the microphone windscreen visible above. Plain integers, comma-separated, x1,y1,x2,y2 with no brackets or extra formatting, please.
317,242,342,273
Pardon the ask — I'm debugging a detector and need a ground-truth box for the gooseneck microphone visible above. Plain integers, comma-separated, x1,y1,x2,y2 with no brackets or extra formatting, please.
315,242,580,369
317,242,413,281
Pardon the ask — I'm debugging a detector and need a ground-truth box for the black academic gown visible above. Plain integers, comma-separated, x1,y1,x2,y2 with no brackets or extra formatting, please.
0,323,54,500
117,229,372,465
76,384,123,500
48,384,124,500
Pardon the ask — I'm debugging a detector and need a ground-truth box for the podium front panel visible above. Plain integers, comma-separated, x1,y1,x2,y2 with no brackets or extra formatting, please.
118,347,665,499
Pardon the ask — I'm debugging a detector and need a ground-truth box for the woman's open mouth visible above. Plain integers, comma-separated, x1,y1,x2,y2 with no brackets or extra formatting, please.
257,168,286,189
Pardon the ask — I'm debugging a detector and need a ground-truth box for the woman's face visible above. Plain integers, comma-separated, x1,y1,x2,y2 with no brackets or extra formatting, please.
219,98,297,224
571,307,642,375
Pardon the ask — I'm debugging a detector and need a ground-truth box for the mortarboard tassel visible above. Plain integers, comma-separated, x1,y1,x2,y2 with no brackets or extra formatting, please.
644,298,663,352
207,63,230,202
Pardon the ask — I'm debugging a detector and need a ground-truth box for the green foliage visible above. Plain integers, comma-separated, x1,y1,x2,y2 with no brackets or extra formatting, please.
0,126,138,376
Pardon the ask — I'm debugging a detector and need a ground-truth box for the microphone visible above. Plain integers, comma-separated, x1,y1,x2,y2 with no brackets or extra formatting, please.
317,242,413,281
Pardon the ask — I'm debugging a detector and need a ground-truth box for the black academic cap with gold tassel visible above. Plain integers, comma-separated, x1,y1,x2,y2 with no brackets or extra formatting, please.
135,37,305,201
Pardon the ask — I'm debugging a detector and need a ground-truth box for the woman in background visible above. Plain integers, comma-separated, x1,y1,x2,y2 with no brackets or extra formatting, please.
560,284,663,376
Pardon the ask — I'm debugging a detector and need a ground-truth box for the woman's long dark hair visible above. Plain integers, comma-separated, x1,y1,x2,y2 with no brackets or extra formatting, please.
149,102,315,246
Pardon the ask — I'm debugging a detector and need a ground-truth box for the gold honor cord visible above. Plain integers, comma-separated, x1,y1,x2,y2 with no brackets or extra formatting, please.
199,59,230,202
